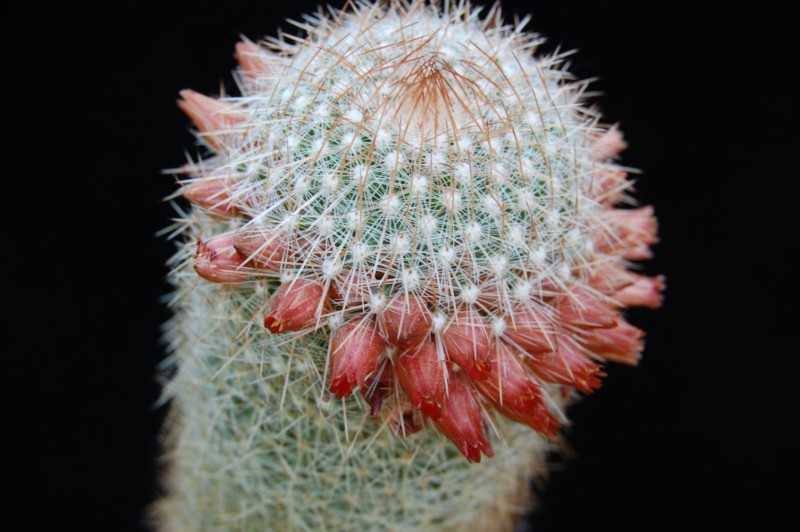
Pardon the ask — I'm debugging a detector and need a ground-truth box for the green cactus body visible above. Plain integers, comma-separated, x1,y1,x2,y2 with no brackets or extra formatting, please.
157,1,662,530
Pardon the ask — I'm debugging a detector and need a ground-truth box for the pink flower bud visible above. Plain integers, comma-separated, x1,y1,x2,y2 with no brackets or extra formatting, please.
503,304,556,355
556,286,618,329
441,311,493,380
597,207,659,256
578,320,644,366
395,340,448,420
235,40,276,77
472,344,560,437
380,294,432,349
194,232,249,283
587,261,637,295
613,274,665,309
591,127,627,161
525,337,605,394
432,372,493,463
328,318,386,400
622,244,654,261
591,168,627,206
177,89,245,150
495,402,560,438
264,280,329,333
234,228,285,271
329,270,372,307
183,178,239,219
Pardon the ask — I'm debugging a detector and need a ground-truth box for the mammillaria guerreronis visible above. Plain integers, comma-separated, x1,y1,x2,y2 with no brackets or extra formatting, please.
157,1,663,529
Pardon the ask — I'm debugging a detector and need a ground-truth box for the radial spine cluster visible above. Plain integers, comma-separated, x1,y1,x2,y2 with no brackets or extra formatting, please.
158,1,663,529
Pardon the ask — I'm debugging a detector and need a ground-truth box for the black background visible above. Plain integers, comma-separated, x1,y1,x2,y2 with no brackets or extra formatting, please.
11,1,796,530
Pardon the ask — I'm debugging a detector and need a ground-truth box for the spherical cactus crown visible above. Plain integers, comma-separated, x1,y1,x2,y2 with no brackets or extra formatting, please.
174,0,662,464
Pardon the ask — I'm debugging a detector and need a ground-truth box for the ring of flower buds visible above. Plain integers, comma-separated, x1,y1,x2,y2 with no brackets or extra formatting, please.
181,67,662,464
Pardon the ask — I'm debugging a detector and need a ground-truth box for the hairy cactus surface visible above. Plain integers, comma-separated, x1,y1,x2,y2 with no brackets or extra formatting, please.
157,1,663,530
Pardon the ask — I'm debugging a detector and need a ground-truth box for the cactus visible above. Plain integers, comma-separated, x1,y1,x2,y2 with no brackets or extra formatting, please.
155,1,663,530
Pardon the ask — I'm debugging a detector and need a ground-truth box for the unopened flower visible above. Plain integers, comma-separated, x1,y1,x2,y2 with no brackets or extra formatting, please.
587,261,637,294
432,371,493,463
233,228,286,271
329,317,386,399
503,305,557,355
380,294,432,349
193,232,248,283
177,89,245,150
556,286,619,329
614,274,666,308
264,279,329,333
525,336,606,394
473,344,560,437
578,321,646,366
441,310,493,380
395,340,448,419
591,128,628,161
235,39,276,78
182,178,240,219
597,206,660,255
591,168,628,206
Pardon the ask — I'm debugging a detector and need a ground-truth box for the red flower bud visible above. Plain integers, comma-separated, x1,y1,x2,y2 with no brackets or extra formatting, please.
578,319,644,366
395,340,448,420
235,40,277,77
587,261,637,295
472,344,559,437
264,280,329,333
556,286,618,329
591,128,627,161
183,178,239,219
590,168,627,206
525,336,605,394
494,402,560,438
613,274,665,309
328,318,386,400
622,244,654,261
597,207,659,257
234,228,285,271
380,294,432,349
503,304,556,355
329,270,372,307
432,372,493,463
177,89,245,151
194,232,249,283
441,311,492,380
